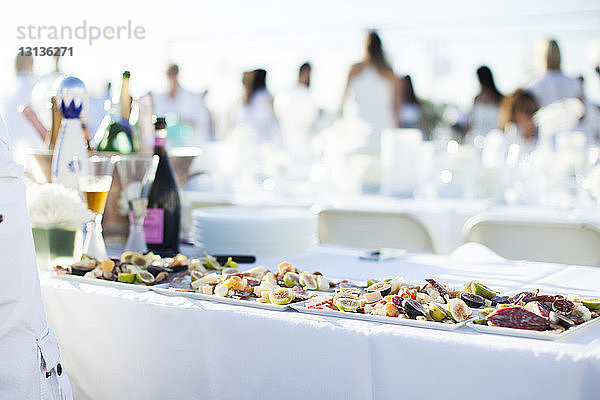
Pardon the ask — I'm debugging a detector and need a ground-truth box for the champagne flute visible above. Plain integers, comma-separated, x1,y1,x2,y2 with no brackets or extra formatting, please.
116,154,159,253
77,155,116,260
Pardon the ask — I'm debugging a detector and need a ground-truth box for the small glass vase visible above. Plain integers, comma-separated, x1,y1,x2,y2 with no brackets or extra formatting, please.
32,225,82,271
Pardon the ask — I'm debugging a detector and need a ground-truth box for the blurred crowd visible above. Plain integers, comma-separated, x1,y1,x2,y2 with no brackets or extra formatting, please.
2,31,600,200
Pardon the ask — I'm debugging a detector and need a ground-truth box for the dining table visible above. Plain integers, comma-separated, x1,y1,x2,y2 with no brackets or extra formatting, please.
39,244,600,400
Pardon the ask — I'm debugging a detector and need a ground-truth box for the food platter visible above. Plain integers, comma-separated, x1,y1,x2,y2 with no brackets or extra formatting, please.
290,300,472,331
466,315,600,341
151,286,295,311
55,273,167,292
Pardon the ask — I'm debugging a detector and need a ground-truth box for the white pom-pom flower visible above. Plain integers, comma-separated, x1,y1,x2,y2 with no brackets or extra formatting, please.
26,183,93,229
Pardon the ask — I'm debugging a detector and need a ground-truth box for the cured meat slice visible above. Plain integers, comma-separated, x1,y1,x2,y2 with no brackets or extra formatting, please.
487,307,551,331
524,295,558,304
552,299,575,315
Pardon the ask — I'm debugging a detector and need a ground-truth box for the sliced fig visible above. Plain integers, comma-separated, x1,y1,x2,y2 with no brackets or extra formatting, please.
552,299,575,315
335,297,360,312
446,298,471,322
299,271,318,290
269,288,295,305
428,303,448,322
403,298,427,319
283,272,300,288
470,281,498,300
366,281,392,297
460,292,485,308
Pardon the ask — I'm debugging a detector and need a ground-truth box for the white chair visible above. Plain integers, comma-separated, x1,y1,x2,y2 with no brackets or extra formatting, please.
463,217,600,266
318,209,435,253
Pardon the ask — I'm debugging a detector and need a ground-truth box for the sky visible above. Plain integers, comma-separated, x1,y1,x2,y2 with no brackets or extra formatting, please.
1,0,599,117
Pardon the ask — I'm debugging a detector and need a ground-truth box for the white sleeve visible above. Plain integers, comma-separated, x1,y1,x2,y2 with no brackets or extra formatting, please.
0,114,12,151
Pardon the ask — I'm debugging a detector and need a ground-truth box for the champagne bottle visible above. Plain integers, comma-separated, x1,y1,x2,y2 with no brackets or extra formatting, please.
97,71,134,153
144,117,180,256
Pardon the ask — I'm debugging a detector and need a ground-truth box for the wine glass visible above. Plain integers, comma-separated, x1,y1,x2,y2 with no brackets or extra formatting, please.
77,155,116,260
116,154,159,253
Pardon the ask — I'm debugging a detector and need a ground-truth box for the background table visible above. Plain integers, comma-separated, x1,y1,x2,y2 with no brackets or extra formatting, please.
40,245,600,400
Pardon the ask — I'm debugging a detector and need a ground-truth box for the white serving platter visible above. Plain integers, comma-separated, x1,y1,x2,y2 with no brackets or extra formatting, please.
289,301,471,331
466,315,600,341
151,286,295,311
54,273,166,292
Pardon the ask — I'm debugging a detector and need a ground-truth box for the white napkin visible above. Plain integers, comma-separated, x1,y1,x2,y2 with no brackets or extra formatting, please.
449,242,506,264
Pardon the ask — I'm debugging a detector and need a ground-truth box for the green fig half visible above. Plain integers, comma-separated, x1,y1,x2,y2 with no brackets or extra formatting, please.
335,297,359,312
470,281,498,300
447,298,471,322
283,272,300,288
299,271,318,290
269,288,295,305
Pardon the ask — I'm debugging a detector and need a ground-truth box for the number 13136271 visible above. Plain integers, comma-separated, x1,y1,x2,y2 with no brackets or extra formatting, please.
19,47,73,56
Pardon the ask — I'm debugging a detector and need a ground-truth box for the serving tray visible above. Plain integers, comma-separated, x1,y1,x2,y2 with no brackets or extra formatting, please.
54,273,167,292
466,315,600,341
151,286,296,311
290,299,471,331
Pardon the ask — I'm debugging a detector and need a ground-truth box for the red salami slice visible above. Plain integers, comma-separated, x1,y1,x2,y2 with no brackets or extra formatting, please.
552,299,574,315
487,307,551,331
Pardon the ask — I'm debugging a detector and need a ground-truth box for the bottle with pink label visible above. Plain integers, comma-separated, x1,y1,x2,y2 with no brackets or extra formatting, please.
144,117,181,256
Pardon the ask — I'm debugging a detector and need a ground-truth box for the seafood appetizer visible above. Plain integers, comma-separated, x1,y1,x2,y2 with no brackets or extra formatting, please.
305,277,472,324
473,290,600,333
55,251,190,285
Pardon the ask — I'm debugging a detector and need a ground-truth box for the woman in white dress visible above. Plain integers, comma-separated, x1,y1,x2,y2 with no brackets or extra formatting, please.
468,66,503,141
482,89,539,167
342,31,399,151
229,69,280,146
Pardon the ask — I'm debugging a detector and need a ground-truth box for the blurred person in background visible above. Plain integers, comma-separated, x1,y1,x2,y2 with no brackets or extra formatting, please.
30,54,65,132
468,65,503,142
274,62,318,166
397,75,422,129
229,68,280,145
342,30,399,150
483,89,539,166
1,54,45,151
527,39,582,108
153,63,212,147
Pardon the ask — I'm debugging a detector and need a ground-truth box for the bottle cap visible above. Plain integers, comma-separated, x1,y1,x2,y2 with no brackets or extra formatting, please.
154,117,166,130
122,71,131,79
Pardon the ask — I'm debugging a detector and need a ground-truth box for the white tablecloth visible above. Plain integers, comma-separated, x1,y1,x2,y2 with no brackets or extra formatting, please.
40,245,600,400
